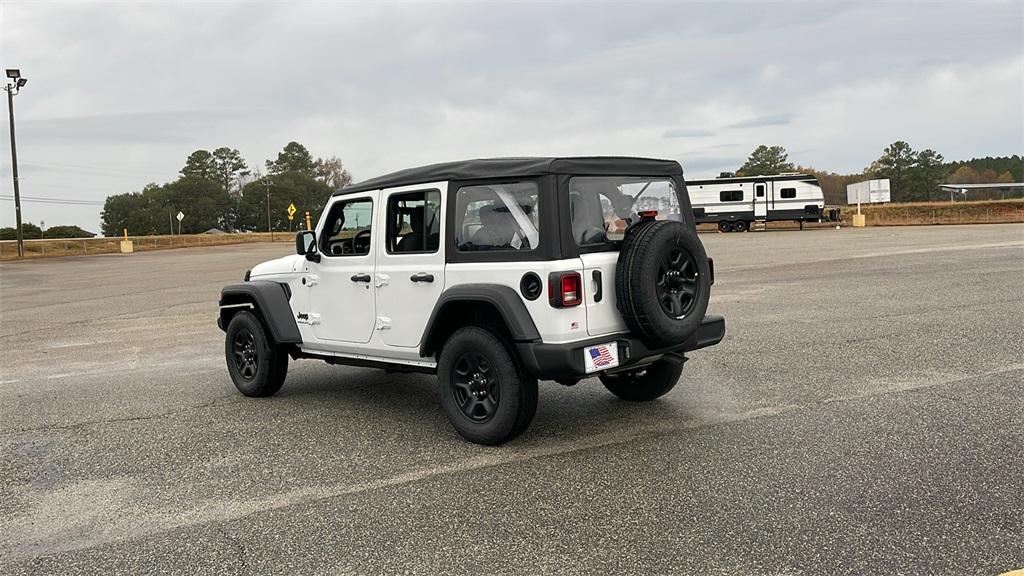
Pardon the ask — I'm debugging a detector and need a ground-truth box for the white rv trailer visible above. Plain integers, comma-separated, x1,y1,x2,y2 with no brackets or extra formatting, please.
687,173,828,232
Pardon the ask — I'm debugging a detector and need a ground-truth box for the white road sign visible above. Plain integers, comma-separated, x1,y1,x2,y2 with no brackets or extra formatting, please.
176,211,185,222
846,179,891,205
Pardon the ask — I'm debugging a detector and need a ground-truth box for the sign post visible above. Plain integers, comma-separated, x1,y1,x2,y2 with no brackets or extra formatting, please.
847,179,889,228
305,211,312,231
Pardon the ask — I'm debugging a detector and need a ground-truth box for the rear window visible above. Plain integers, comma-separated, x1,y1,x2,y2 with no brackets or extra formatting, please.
568,176,680,248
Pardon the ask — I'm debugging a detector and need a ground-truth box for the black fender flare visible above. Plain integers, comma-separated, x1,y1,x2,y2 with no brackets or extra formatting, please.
419,284,541,357
218,281,302,344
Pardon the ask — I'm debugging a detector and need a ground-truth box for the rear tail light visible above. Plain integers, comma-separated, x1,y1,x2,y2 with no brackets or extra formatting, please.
548,271,582,308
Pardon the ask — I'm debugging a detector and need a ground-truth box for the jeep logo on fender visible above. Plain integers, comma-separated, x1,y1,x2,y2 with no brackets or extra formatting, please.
296,312,309,323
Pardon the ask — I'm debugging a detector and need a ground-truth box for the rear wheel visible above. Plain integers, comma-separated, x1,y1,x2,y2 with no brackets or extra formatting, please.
225,310,288,397
731,220,749,233
599,359,683,401
437,327,538,445
717,221,731,233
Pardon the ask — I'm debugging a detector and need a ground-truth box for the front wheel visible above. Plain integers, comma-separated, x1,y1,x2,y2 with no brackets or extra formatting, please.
437,327,538,445
717,221,731,233
599,359,683,401
225,310,288,397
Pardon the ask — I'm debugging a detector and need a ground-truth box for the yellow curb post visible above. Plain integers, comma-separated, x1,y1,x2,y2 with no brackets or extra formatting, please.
852,213,866,227
119,228,134,253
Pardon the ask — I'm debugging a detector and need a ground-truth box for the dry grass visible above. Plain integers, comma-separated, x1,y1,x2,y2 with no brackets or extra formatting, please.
838,199,1024,226
697,199,1024,232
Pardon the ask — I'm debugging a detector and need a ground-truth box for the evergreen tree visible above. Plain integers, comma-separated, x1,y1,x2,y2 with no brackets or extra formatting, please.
737,145,795,176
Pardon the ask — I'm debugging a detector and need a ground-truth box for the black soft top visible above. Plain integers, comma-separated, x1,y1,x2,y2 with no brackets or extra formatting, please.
334,156,683,195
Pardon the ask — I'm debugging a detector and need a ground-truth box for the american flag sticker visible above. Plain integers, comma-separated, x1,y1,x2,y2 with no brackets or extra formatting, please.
584,343,619,373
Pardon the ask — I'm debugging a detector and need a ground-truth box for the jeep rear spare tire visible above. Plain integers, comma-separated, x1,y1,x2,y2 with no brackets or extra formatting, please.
615,220,711,347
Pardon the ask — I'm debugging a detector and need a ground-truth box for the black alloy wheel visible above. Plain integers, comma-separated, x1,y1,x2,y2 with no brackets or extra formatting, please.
451,351,500,423
232,329,259,381
437,326,538,445
718,221,731,232
224,310,288,397
656,247,700,319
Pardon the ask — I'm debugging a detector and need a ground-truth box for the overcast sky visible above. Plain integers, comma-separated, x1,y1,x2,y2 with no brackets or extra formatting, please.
1,1,1021,231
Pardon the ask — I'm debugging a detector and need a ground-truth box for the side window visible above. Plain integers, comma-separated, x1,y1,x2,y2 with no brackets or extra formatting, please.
720,190,743,202
321,197,373,256
387,190,441,254
779,187,797,199
455,181,539,251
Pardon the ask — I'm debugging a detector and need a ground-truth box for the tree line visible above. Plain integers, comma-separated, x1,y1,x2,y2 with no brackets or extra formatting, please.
80,140,1021,238
99,142,352,237
0,223,95,240
730,144,1020,205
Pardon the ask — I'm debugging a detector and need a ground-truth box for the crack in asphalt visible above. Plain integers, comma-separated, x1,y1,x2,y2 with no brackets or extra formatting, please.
0,395,239,435
214,522,248,576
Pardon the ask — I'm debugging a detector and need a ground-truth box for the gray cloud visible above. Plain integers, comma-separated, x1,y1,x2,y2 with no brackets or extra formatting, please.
680,156,746,174
726,113,796,129
663,128,714,138
1,2,1020,230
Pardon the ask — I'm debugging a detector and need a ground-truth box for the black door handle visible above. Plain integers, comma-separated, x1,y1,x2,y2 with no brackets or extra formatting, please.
593,270,603,302
410,273,434,283
350,273,371,283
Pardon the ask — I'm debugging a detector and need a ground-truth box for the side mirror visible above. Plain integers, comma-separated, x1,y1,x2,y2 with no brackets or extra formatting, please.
296,230,320,262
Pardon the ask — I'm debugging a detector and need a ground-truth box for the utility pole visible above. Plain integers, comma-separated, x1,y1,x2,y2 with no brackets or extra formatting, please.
264,179,273,241
5,69,27,258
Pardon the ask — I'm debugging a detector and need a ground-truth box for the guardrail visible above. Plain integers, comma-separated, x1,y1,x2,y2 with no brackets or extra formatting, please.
0,232,292,261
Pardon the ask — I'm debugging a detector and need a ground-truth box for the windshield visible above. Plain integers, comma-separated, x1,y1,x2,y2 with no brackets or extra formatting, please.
568,176,680,247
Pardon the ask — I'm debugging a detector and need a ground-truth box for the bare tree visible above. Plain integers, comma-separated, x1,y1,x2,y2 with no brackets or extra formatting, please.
315,156,354,189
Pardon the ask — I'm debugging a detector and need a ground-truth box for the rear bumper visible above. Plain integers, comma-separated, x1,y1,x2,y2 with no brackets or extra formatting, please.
516,314,725,381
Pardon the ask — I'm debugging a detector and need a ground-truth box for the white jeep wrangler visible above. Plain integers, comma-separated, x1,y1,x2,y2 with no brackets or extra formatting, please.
218,157,725,444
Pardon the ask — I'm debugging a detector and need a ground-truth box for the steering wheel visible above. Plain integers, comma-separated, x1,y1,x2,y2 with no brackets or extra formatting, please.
350,229,372,253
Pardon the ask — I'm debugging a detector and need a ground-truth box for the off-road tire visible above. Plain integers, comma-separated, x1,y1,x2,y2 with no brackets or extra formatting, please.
599,359,683,401
615,220,711,347
438,327,538,445
225,310,288,397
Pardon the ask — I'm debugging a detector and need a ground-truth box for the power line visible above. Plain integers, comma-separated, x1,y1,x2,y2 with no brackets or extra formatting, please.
0,194,104,206
4,160,162,177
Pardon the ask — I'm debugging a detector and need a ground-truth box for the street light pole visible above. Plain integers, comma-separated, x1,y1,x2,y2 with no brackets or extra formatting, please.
4,69,27,258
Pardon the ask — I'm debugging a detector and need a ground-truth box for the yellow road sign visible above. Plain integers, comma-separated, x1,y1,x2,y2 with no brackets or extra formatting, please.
287,203,297,220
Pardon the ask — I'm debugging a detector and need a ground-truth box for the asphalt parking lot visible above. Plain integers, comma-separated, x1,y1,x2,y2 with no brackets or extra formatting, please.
1,223,1022,575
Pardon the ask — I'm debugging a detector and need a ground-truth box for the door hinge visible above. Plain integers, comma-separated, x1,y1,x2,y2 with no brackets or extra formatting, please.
375,316,392,330
375,273,390,288
305,274,319,287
